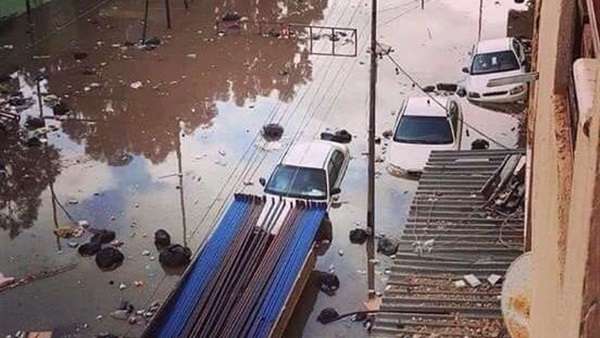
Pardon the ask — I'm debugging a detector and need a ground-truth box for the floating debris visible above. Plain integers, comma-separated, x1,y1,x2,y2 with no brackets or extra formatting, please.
130,81,143,89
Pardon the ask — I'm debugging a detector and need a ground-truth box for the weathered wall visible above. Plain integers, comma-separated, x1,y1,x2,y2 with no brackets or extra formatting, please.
529,0,599,336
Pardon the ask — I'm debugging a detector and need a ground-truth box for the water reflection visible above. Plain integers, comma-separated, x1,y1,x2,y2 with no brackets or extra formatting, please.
3,0,328,167
0,125,61,238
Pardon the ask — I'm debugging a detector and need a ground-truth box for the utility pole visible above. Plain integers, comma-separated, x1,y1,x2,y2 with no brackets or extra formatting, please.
477,0,483,41
366,0,377,300
165,0,172,29
142,0,150,42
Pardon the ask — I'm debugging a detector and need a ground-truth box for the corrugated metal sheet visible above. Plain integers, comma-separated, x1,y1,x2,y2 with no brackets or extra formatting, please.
373,149,525,338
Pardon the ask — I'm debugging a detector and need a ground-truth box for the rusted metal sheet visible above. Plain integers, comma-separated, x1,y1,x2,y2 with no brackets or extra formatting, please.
372,149,526,338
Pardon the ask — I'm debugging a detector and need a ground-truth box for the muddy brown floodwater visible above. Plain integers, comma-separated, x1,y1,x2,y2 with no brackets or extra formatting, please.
1,0,525,337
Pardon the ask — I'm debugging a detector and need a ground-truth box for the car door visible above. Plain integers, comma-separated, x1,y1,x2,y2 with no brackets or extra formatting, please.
447,100,463,150
327,150,346,193
512,39,526,70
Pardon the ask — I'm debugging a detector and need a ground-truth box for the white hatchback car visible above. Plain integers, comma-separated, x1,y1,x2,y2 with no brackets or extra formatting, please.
260,140,350,208
386,96,462,177
463,37,528,103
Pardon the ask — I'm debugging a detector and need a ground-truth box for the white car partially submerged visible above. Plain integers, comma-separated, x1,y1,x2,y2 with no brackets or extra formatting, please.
463,37,528,103
260,140,350,208
386,96,462,178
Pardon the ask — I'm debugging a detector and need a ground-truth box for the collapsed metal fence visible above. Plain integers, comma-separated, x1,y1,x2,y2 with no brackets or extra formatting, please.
144,193,326,338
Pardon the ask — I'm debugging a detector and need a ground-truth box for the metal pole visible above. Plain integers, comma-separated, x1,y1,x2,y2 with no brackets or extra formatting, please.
477,0,483,41
25,0,32,22
367,0,377,300
165,0,172,29
36,74,43,118
142,0,150,42
176,130,187,247
421,0,424,10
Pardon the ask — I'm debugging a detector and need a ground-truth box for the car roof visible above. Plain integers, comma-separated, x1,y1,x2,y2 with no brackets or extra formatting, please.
474,37,513,54
281,140,347,169
403,96,448,117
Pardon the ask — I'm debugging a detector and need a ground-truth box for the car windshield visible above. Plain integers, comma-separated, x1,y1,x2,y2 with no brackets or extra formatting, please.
471,51,519,75
394,115,454,145
264,165,328,200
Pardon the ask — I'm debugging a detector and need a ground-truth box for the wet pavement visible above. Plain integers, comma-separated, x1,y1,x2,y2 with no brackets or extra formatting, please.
1,0,525,336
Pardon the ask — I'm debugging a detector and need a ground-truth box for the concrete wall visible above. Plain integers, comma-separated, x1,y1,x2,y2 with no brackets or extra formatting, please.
529,0,600,337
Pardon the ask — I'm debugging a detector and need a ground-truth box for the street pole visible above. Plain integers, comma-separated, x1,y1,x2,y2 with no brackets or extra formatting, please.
367,0,377,300
165,0,172,29
477,0,483,41
25,0,32,22
176,128,188,247
142,0,150,42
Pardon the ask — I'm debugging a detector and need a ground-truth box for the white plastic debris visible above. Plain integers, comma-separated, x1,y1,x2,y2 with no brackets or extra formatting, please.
338,249,344,256
487,274,502,286
186,54,197,59
130,81,143,89
134,280,144,287
119,283,127,290
464,274,481,287
142,250,150,256
78,220,90,228
68,198,79,205
454,280,467,288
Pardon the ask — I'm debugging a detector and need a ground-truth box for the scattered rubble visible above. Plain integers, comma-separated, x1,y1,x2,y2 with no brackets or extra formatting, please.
261,123,284,141
377,236,399,256
464,274,482,287
320,129,352,144
159,244,192,268
319,272,340,296
154,229,171,250
95,247,125,271
349,228,368,244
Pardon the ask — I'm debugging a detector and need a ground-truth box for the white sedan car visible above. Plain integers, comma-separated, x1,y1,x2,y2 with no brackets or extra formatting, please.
386,96,462,178
463,37,528,103
260,140,350,208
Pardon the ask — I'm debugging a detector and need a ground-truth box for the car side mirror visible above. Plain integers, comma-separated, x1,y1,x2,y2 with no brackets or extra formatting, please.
259,177,266,186
331,187,341,195
382,130,392,139
462,67,470,74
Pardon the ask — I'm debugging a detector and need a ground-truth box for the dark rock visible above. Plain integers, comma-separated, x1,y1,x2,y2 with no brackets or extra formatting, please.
377,237,398,256
53,100,69,115
25,136,42,147
91,229,116,244
222,12,240,21
320,129,352,144
73,52,88,60
349,228,368,244
81,67,96,76
354,312,368,322
436,82,458,92
144,36,161,46
262,123,284,141
154,229,171,250
317,308,339,324
117,300,134,314
422,85,436,93
319,272,339,296
456,87,467,98
471,138,490,150
7,96,27,106
95,247,125,271
24,116,45,130
78,241,101,256
159,244,191,268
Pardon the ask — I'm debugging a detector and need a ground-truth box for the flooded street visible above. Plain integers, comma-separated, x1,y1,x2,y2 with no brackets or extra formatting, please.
1,0,525,336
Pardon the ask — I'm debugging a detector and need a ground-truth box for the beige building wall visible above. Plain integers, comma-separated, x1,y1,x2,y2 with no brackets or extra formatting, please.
529,0,599,337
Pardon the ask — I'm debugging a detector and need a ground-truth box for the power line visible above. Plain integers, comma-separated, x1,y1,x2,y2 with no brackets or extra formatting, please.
379,45,511,150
